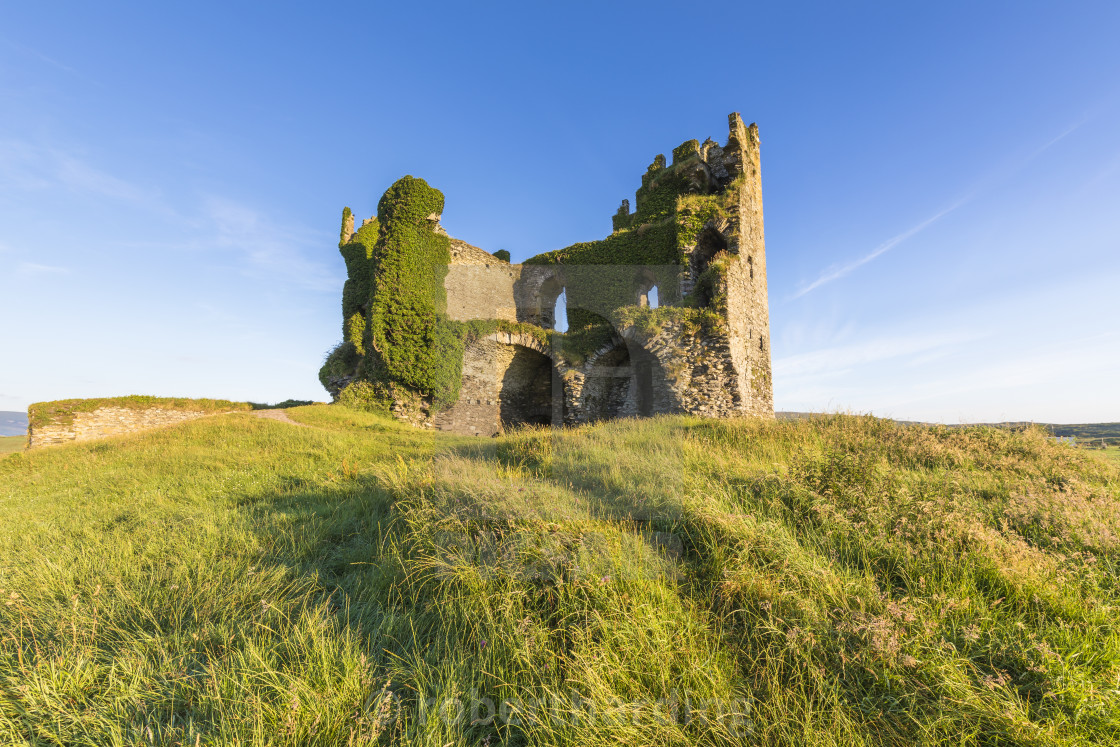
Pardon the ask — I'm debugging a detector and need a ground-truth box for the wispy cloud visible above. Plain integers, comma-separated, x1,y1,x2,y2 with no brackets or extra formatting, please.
52,152,151,203
791,116,1091,299
0,140,161,208
0,36,86,79
774,329,985,379
791,200,966,299
16,261,69,275
0,139,338,292
200,196,340,292
855,331,1120,422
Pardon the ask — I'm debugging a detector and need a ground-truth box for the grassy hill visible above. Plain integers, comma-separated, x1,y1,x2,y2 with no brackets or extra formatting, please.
1,408,1119,745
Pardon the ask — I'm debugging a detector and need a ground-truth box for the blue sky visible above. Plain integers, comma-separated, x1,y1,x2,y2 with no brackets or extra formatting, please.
2,1,1118,422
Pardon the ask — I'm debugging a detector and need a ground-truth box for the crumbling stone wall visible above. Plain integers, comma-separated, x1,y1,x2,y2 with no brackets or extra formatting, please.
29,407,228,448
444,239,521,323
431,332,561,436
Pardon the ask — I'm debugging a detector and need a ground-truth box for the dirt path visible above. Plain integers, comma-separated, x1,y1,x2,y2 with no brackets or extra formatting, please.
252,409,312,428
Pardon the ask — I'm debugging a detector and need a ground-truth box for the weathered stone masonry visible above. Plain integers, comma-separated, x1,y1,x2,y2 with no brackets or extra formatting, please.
28,407,231,448
326,113,774,435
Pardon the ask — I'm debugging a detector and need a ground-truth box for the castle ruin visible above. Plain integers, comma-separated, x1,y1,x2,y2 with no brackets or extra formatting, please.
320,113,773,434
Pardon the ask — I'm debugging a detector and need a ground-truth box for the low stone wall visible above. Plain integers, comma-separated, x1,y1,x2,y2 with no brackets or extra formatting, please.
29,407,233,448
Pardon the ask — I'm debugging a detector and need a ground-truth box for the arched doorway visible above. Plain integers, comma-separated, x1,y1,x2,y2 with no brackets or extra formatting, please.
499,345,565,428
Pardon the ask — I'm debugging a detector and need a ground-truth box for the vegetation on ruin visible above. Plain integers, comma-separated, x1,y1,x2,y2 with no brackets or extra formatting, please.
524,158,742,345
2,408,1120,745
615,304,722,338
27,396,251,429
325,177,476,411
363,176,465,409
339,215,378,332
322,139,749,411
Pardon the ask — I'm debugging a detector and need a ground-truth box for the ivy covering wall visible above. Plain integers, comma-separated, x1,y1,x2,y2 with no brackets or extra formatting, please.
362,176,465,407
321,177,523,411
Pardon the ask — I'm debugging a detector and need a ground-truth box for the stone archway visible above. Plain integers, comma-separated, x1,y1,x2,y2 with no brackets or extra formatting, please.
499,345,562,427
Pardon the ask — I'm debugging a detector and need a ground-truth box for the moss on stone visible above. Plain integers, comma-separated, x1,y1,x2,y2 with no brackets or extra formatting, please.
672,139,700,163
615,305,722,337
29,396,251,430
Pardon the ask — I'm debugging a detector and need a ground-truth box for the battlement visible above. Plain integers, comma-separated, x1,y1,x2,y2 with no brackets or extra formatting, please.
612,112,759,232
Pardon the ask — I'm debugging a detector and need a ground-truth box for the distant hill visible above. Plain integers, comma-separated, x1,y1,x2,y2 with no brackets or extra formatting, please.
775,412,1120,442
1036,422,1120,440
0,411,27,437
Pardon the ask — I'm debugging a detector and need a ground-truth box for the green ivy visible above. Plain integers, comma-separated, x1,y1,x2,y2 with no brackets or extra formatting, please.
323,209,379,390
340,217,378,323
319,342,359,392
344,312,366,354
362,176,464,408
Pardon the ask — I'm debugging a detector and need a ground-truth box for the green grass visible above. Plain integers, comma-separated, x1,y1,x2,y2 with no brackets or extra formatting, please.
1094,446,1120,466
0,436,24,458
2,408,1120,745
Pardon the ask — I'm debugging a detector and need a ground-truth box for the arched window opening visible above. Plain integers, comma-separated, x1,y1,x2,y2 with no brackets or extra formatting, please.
554,290,568,332
635,268,659,309
537,275,565,330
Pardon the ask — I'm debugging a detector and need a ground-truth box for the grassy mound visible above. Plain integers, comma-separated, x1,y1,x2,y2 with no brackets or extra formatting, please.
1,409,1118,745
28,396,251,429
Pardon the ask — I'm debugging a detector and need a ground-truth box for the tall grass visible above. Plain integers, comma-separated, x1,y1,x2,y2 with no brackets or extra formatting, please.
1,408,1118,745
